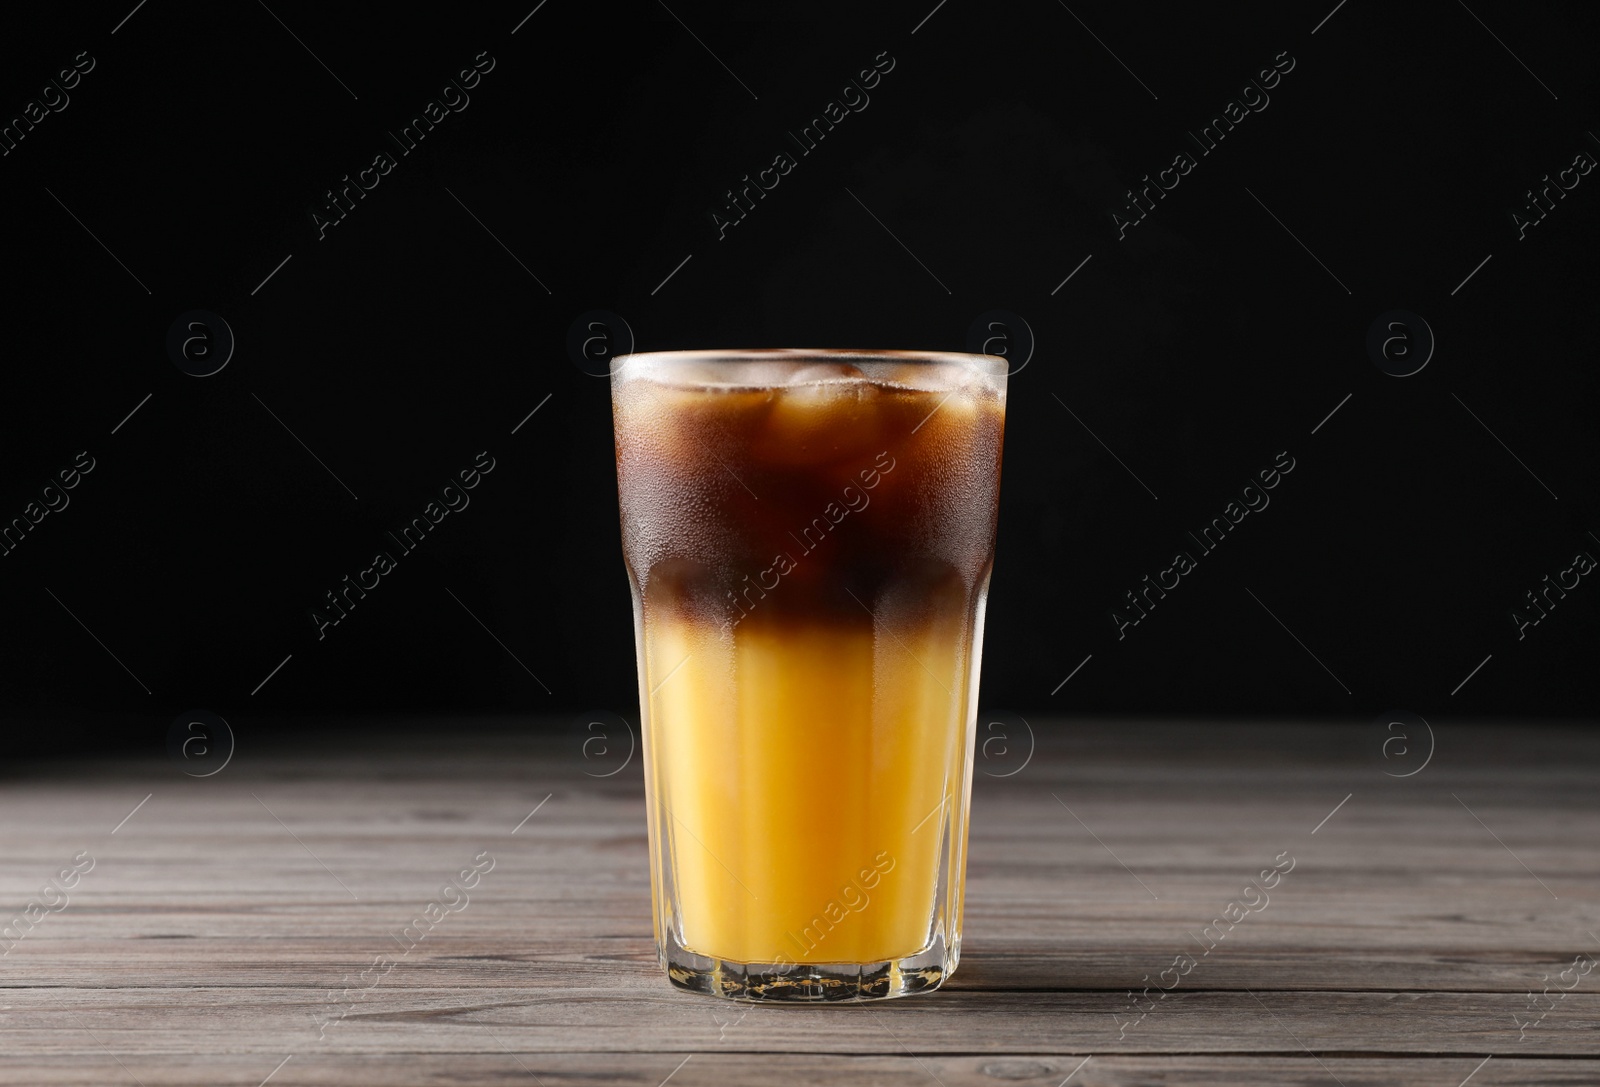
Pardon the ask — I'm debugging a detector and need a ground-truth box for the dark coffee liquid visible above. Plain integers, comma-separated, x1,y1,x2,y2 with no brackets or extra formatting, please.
613,357,1006,631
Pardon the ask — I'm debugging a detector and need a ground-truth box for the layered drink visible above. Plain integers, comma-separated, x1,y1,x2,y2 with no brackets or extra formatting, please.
610,349,1006,1000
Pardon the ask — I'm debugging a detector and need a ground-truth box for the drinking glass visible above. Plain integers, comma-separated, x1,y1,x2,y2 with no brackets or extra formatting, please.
610,349,1006,1001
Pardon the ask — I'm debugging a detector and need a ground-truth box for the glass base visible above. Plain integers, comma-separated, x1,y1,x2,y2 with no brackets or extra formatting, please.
662,929,955,1002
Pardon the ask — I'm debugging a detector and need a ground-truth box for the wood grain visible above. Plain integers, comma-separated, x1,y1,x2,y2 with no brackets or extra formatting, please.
1,720,1596,1085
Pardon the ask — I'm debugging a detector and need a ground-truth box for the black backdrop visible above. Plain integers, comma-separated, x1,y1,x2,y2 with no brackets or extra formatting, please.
2,0,1596,753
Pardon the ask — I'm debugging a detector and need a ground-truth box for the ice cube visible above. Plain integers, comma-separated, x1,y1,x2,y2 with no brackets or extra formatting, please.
755,377,881,465
788,362,867,385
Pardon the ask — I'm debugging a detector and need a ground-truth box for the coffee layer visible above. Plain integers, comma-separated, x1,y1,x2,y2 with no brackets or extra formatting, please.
613,355,1006,629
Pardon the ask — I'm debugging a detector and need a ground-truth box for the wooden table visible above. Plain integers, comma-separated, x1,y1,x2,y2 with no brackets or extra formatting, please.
3,720,1596,1085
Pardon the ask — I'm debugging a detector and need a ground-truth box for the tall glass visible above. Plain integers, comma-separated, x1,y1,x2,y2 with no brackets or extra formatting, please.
610,350,1007,1001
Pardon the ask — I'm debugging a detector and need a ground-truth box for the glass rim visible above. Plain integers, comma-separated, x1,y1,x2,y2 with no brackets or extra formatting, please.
612,348,1009,377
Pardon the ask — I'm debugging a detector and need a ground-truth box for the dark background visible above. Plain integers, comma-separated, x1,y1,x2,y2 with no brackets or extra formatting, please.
2,0,1596,754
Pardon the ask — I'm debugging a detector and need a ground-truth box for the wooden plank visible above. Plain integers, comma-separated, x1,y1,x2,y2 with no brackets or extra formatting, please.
2,1054,1598,1087
0,987,1595,1055
9,937,1598,993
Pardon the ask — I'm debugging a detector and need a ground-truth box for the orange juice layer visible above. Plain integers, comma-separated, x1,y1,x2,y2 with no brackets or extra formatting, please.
645,616,973,966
